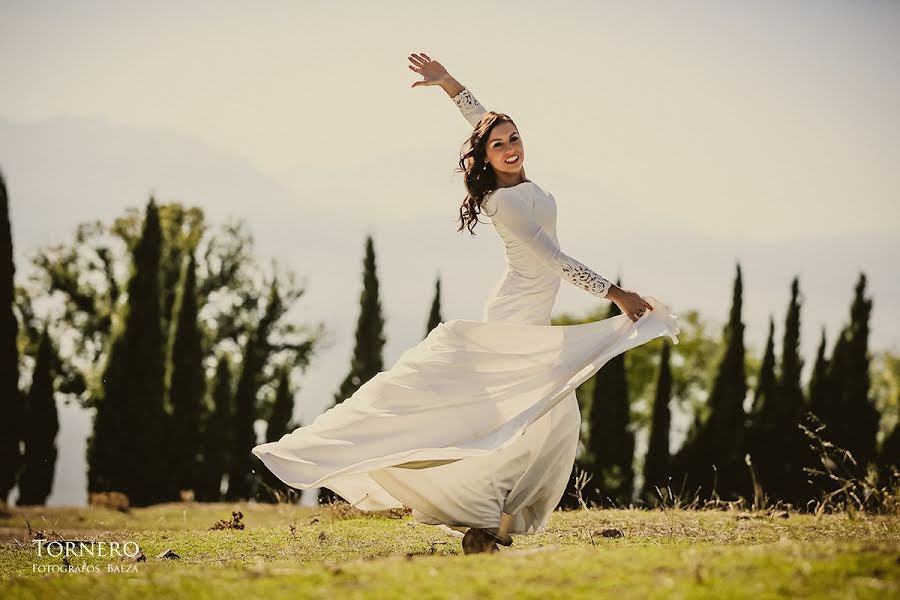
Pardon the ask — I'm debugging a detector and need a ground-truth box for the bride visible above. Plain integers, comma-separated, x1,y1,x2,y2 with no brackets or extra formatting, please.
252,52,679,554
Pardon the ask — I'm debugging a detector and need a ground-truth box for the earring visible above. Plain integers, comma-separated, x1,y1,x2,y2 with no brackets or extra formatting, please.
482,162,488,170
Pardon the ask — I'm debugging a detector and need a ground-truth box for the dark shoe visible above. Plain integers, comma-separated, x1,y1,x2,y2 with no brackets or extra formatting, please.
461,528,499,554
482,527,513,546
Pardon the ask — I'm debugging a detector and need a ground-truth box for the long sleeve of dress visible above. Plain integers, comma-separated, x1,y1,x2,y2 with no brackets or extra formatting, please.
489,189,613,299
452,87,488,128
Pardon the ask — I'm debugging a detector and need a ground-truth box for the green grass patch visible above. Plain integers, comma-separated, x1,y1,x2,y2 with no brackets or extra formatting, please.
1,503,897,598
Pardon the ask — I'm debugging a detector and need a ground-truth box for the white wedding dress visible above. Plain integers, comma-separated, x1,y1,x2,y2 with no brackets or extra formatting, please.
252,88,680,535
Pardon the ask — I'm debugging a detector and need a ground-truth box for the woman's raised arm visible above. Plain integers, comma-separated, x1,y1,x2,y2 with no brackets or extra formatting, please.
408,52,487,127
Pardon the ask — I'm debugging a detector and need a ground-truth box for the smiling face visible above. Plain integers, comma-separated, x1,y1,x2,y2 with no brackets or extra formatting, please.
484,121,524,175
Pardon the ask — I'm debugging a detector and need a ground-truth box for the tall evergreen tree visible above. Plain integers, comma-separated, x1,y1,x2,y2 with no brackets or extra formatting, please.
158,206,200,341
843,274,881,468
815,273,880,469
585,283,634,506
808,327,829,422
672,263,749,501
164,251,205,498
0,169,23,503
195,355,233,501
425,275,442,337
17,328,59,506
226,279,284,500
751,317,778,416
746,316,779,500
87,198,167,506
321,236,386,504
819,273,880,468
333,236,385,406
641,340,673,504
777,277,816,505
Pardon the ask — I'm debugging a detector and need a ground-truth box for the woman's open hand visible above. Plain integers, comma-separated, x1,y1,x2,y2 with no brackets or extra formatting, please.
408,52,449,88
608,286,655,323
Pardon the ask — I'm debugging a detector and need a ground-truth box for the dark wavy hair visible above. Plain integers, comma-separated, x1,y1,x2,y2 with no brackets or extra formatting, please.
455,111,518,235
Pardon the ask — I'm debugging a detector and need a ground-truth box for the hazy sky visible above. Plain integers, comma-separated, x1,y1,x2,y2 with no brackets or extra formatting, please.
3,1,899,235
2,1,898,505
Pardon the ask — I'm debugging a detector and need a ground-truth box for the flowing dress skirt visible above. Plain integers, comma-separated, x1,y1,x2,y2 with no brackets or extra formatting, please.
252,296,680,534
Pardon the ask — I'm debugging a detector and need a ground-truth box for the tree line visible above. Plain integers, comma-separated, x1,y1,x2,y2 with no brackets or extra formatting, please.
558,268,898,509
1,168,897,509
1,171,325,506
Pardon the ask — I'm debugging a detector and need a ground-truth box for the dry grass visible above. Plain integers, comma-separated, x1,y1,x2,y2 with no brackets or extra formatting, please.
0,500,896,598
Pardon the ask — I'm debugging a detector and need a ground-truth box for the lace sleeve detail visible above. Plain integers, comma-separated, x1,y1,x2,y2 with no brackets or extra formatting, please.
558,260,613,298
489,189,612,299
452,87,488,128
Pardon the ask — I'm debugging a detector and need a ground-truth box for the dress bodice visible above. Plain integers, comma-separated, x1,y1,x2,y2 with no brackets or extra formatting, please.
481,183,563,325
484,183,558,278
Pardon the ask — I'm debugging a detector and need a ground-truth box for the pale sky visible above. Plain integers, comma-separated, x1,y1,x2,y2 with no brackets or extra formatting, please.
1,1,898,505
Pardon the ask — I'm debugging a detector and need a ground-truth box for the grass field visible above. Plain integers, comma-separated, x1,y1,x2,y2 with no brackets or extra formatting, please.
1,501,898,598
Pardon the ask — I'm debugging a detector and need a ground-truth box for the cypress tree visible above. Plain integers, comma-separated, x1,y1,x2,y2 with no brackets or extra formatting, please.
158,207,190,340
585,284,634,506
125,199,168,506
332,235,385,406
164,251,205,498
87,319,127,496
746,316,779,500
818,274,880,469
844,274,880,468
751,317,778,417
808,327,829,422
195,355,233,502
673,263,749,501
321,236,386,504
0,169,23,503
87,198,166,506
779,279,804,418
777,277,816,505
425,275,442,337
641,340,673,504
226,279,283,500
17,328,59,506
